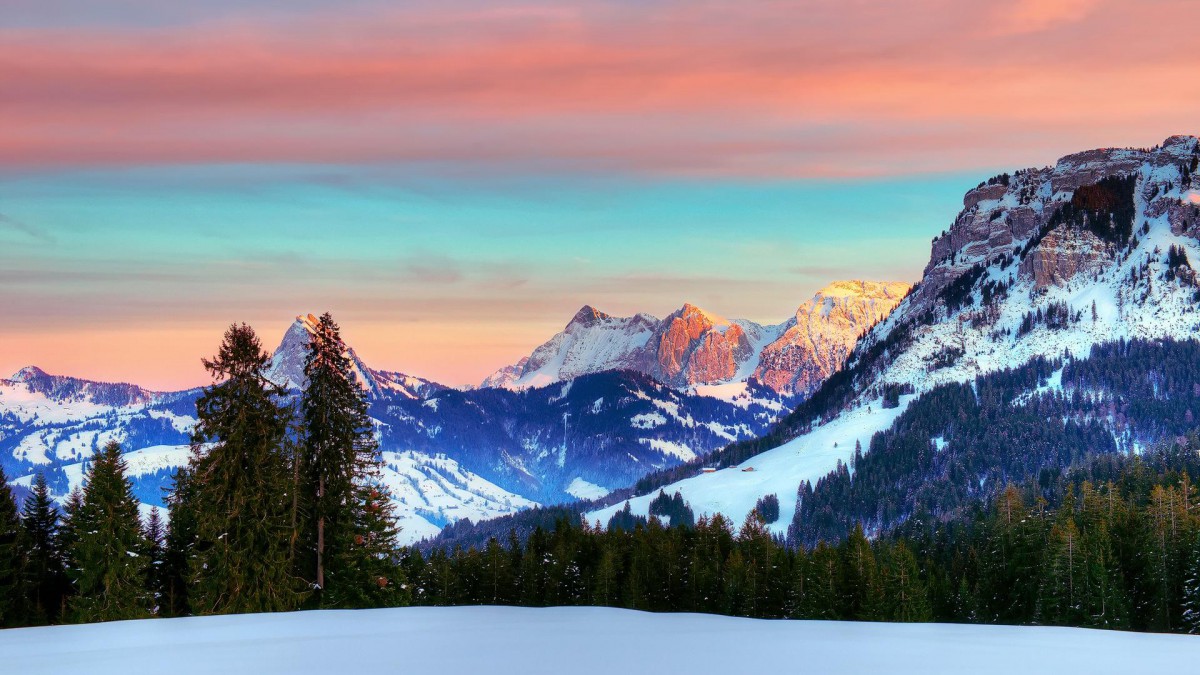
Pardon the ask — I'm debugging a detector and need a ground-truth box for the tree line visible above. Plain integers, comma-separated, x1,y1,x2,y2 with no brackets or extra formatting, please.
400,440,1200,633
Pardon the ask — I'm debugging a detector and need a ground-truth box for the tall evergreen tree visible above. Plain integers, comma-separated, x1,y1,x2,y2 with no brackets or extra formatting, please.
299,312,401,608
143,507,166,614
66,441,151,623
19,473,67,624
56,488,83,575
0,466,25,627
184,323,303,615
161,467,197,617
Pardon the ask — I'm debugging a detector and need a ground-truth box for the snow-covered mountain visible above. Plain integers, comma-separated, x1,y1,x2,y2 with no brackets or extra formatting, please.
0,365,530,545
590,134,1200,535
482,281,910,395
1,314,794,543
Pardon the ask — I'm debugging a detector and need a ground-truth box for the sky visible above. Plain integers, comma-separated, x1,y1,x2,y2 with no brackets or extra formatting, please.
1,0,1197,390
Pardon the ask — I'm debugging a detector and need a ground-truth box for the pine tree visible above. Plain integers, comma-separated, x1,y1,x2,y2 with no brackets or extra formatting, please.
66,441,151,623
299,313,402,608
800,541,841,619
19,473,67,624
0,465,25,627
184,323,303,615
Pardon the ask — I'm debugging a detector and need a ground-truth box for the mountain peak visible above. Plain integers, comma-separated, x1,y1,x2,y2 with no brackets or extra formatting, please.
568,305,612,328
10,365,47,382
673,302,728,327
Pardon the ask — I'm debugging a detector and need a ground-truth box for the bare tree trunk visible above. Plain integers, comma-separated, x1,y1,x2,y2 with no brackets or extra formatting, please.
316,476,325,591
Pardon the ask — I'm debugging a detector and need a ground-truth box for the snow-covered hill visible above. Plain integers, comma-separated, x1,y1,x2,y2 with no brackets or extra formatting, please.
483,280,909,394
3,605,1197,675
591,134,1200,532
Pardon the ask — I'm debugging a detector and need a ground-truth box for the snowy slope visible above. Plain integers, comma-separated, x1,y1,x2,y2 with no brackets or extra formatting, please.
6,442,531,546
3,605,1198,675
589,394,913,534
379,451,536,545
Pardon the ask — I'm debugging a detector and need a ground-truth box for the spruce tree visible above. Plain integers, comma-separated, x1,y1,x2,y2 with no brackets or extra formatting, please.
66,441,151,623
143,507,166,614
0,466,25,627
161,467,197,617
19,473,67,624
882,541,931,622
184,323,302,615
299,312,401,608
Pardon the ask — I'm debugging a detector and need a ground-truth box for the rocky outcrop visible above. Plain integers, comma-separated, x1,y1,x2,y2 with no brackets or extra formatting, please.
652,304,756,387
916,135,1200,310
842,134,1200,400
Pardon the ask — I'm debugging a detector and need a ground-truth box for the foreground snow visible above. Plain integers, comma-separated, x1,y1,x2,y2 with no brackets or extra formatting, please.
3,606,1198,674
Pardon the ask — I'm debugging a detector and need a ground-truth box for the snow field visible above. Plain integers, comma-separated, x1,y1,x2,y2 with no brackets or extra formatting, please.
2,605,1198,675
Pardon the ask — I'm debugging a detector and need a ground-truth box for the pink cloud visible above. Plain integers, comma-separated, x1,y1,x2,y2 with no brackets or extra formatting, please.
0,1,1196,176
993,0,1100,34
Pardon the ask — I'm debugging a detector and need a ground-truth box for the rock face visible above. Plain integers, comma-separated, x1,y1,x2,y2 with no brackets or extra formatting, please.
754,281,911,395
921,135,1200,306
482,281,911,394
1019,228,1109,289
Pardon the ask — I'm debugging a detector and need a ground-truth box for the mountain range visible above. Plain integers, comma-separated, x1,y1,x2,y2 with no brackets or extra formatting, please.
482,280,910,395
0,283,903,543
